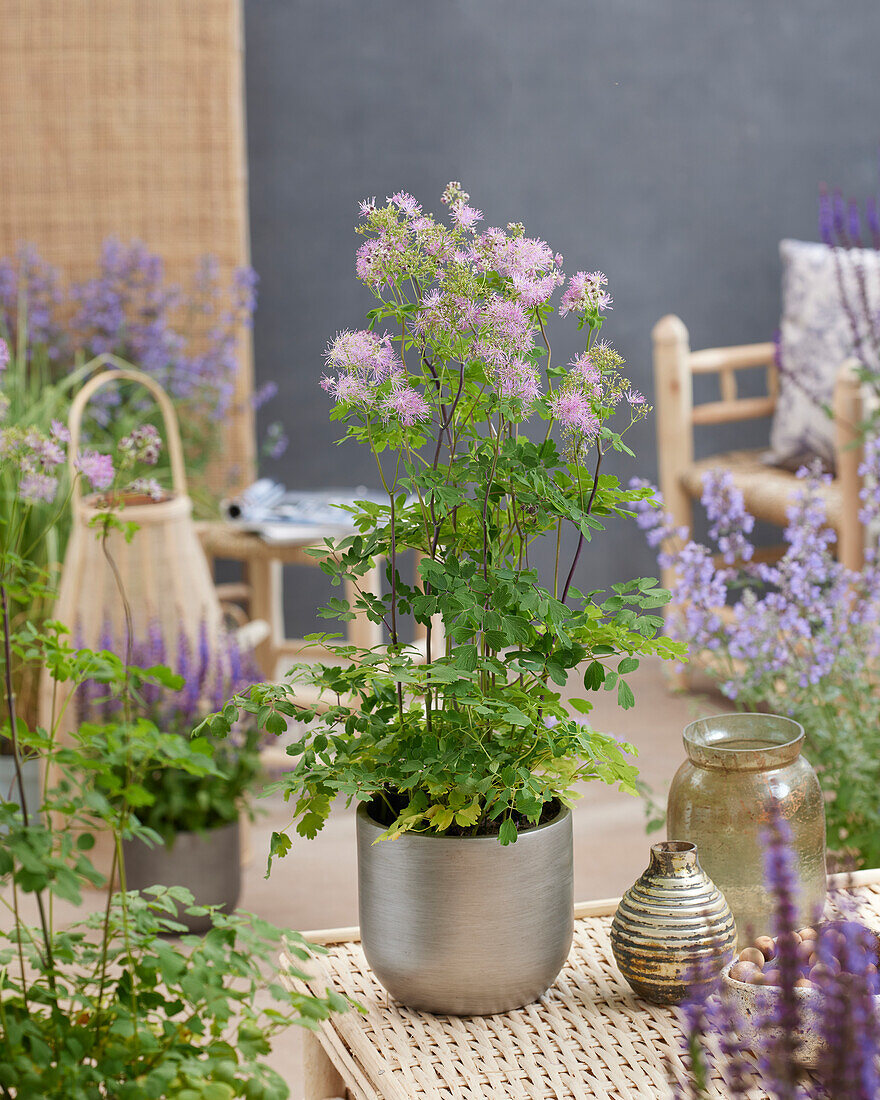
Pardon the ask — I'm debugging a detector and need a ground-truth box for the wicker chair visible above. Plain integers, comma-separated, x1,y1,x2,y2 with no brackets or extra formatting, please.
653,314,865,573
0,0,255,494
652,314,865,641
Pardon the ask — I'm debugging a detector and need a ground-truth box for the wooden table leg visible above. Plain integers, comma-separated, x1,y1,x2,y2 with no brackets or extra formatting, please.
248,558,284,677
302,1028,348,1099
344,558,383,649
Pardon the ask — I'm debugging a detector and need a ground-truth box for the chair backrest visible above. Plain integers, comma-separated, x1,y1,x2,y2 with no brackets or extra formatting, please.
0,0,255,492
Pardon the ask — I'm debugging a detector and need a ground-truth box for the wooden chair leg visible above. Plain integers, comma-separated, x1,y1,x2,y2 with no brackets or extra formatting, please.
652,315,695,691
833,357,866,571
248,558,283,677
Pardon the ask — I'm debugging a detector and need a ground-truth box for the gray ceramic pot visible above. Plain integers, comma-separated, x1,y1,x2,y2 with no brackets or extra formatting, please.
356,802,573,1015
0,755,41,832
123,820,241,933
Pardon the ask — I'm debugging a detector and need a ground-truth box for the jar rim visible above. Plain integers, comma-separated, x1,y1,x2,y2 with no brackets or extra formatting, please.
683,712,804,771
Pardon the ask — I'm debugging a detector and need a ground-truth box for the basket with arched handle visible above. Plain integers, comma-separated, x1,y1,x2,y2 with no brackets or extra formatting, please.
50,363,225,670
67,363,189,511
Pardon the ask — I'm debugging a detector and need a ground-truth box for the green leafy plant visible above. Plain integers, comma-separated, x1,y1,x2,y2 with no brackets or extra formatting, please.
77,623,264,846
0,366,347,1099
203,184,682,853
637,458,880,871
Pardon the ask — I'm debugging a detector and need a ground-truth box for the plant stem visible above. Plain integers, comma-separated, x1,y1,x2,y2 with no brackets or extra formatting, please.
561,442,603,604
0,581,54,981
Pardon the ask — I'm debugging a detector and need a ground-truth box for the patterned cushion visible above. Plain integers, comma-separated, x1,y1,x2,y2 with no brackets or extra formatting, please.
769,238,880,467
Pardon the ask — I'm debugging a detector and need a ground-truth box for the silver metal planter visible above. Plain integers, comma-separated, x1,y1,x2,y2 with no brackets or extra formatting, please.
123,820,241,933
357,802,574,1015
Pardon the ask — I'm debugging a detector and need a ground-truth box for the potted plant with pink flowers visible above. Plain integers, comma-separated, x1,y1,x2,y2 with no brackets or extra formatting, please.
205,183,682,1015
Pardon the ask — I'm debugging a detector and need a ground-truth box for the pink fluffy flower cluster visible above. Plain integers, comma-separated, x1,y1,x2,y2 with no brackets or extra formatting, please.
325,183,637,443
320,329,431,427
0,338,164,503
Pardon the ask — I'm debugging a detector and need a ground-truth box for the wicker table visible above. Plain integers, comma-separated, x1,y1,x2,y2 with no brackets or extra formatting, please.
283,871,880,1100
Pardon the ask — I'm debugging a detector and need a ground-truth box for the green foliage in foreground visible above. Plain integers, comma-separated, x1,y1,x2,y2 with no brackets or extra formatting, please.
0,631,350,1100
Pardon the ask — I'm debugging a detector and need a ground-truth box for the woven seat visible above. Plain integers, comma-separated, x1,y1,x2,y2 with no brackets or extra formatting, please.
679,448,843,530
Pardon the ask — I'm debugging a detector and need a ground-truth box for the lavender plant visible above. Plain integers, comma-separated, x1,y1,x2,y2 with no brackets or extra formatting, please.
635,444,880,869
672,815,880,1100
0,240,266,482
78,620,262,844
202,183,682,853
0,241,265,726
0,342,346,1098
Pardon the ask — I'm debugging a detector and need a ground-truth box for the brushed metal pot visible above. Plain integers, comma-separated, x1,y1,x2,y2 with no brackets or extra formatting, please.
123,820,241,933
356,802,573,1015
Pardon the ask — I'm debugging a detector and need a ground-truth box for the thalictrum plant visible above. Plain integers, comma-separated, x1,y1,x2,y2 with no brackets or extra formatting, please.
202,183,682,854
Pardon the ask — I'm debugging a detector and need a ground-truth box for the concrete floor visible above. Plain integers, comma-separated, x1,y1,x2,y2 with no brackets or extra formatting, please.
2,659,724,1097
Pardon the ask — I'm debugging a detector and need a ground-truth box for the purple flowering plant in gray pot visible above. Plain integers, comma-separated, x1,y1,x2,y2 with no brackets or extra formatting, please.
203,182,684,848
77,618,262,846
635,444,880,870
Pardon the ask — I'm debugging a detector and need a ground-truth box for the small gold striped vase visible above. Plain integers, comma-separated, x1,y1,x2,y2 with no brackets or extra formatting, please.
610,841,736,1005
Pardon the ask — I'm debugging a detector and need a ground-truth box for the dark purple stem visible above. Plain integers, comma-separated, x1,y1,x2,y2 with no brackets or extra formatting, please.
561,442,602,604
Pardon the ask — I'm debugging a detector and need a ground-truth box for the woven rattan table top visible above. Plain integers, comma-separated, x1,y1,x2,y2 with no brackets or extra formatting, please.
282,872,880,1100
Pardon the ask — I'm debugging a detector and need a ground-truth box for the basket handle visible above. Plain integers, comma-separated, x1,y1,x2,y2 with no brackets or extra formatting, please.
67,363,188,502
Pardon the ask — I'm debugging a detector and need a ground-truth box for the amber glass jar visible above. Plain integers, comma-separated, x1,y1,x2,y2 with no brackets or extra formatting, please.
667,713,826,945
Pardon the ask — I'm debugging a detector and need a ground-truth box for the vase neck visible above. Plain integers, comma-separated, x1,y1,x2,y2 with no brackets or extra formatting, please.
683,713,803,771
649,840,698,875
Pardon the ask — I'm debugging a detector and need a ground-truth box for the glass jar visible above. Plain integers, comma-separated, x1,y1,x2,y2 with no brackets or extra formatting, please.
667,713,826,945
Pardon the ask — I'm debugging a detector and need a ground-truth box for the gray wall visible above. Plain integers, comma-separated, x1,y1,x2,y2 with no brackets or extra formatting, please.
243,0,880,630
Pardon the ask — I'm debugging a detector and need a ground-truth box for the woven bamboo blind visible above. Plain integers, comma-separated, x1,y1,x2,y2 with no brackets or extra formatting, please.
0,0,255,491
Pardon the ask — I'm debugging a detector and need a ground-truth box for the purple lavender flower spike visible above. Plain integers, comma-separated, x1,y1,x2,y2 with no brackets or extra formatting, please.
848,199,863,247
758,810,802,1100
97,619,116,723
196,618,210,700
177,627,197,719
700,469,755,565
832,188,850,247
866,196,880,250
814,919,880,1099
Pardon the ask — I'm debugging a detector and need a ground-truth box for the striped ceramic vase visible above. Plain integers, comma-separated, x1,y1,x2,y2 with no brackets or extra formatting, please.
610,840,736,1005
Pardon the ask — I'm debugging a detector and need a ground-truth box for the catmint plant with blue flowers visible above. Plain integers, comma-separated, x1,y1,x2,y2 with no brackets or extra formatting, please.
203,183,682,853
636,440,880,870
